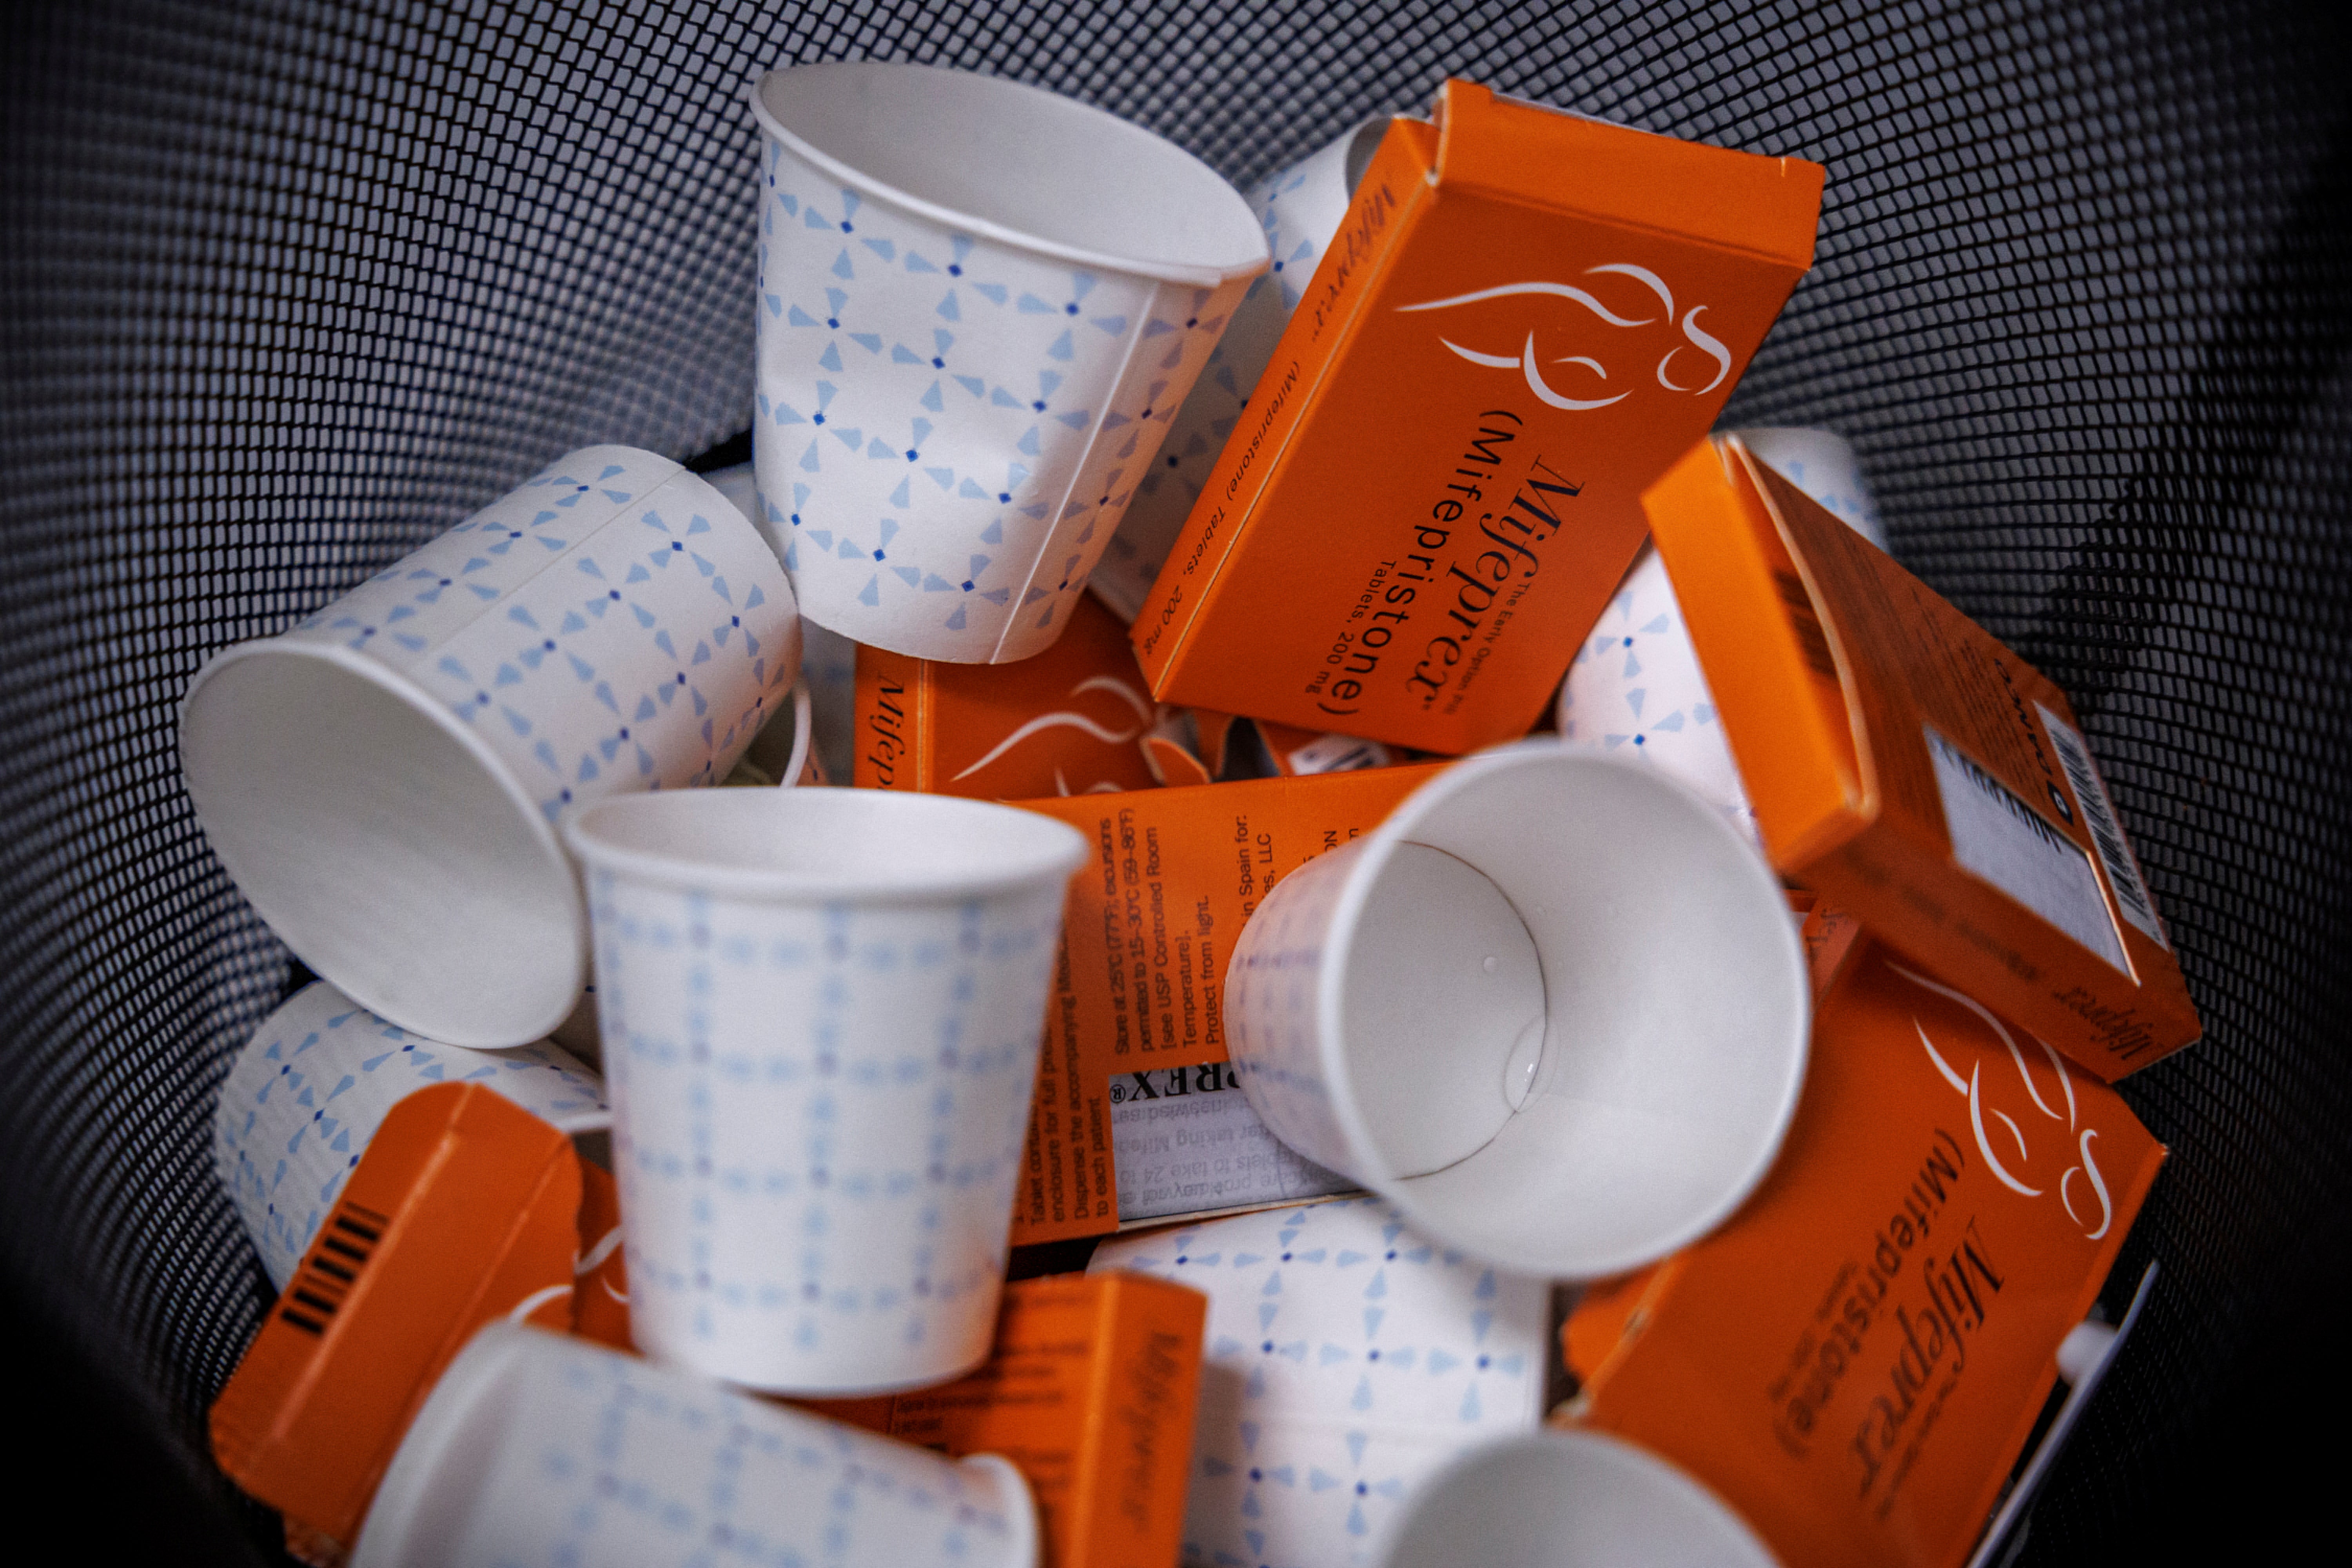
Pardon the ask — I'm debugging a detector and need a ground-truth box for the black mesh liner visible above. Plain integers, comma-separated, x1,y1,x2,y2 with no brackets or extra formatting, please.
4,0,2347,1556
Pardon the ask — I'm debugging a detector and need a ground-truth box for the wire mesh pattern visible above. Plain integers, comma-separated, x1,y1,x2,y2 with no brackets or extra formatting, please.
2,0,2348,1557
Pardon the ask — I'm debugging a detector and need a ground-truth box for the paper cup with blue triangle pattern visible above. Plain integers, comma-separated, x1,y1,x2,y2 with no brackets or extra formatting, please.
1556,544,1762,846
215,980,608,1291
353,1322,1037,1568
563,787,1088,1394
1729,425,1889,550
1090,117,1393,623
751,62,1269,663
181,446,802,1050
1221,743,1810,1281
1091,1198,1549,1568
1557,430,1891,837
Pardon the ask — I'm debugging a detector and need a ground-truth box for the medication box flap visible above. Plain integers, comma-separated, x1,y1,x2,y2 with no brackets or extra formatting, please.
1433,80,1824,268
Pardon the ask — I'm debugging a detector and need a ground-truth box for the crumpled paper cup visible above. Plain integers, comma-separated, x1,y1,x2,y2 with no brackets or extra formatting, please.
751,62,1267,663
181,446,801,1047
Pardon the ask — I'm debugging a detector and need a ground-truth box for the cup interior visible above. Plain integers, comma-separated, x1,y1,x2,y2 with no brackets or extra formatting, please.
181,644,583,1047
1328,746,1808,1277
1378,1432,1774,1568
757,62,1265,283
565,786,1090,901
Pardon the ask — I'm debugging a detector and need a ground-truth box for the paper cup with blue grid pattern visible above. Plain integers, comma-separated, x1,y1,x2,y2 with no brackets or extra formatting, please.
751,62,1268,663
181,446,802,1049
1221,742,1810,1281
563,787,1087,1394
354,1321,1037,1568
1089,117,1391,622
215,980,608,1292
1091,1197,1550,1568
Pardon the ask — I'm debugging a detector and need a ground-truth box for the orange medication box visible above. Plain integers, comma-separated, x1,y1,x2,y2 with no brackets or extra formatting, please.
1560,942,2166,1568
802,1272,1207,1568
1132,81,1822,755
855,591,1161,798
1646,437,2201,1079
209,1083,586,1562
1006,766,1441,1243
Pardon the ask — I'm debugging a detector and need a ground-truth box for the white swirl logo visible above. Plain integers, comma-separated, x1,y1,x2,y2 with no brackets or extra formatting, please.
1395,263,1731,411
949,673,1153,795
1892,962,2114,1241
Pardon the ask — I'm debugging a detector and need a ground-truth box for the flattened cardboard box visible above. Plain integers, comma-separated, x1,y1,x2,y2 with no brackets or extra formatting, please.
801,1272,1207,1568
1559,943,2166,1568
1132,81,1821,754
1644,437,2200,1078
855,591,1161,797
1006,766,1443,1244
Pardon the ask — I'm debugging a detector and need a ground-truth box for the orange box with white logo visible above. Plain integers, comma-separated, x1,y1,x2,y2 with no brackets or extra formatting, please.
855,591,1161,798
209,1083,591,1564
1005,766,1441,1243
1644,436,2201,1079
801,1272,1207,1568
1558,941,2166,1568
1131,82,1822,755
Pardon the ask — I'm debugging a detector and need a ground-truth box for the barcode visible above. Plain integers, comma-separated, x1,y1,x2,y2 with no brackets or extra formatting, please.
279,1198,385,1336
1926,728,2129,972
2037,704,2169,951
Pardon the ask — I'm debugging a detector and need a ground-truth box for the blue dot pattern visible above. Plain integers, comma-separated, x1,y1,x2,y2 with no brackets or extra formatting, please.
283,445,801,822
1093,1198,1546,1568
421,1325,1029,1567
1555,546,1759,844
214,980,606,1290
752,138,1252,664
1092,123,1369,623
588,867,1065,1390
1222,842,1367,1180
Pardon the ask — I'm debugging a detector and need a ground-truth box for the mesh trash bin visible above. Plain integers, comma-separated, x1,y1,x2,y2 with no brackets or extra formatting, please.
3,0,2347,1560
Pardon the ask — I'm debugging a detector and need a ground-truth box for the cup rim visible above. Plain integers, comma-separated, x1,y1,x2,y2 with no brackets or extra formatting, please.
749,62,1269,289
563,786,1091,904
350,1321,535,1568
1310,740,1810,1278
955,1453,1043,1568
181,635,587,1047
1377,1429,1777,1568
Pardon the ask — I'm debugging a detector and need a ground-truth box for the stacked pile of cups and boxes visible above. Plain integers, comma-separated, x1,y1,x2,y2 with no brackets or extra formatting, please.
181,60,2200,1568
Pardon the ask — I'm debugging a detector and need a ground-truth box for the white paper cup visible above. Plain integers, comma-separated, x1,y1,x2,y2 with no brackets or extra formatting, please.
1726,425,1888,550
562,788,1088,1393
1223,742,1809,1278
1091,118,1390,622
181,446,803,1047
1092,1196,1549,1568
1555,544,1760,844
706,461,860,783
354,1321,1036,1568
751,62,1268,663
215,980,607,1290
1377,1431,1775,1568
